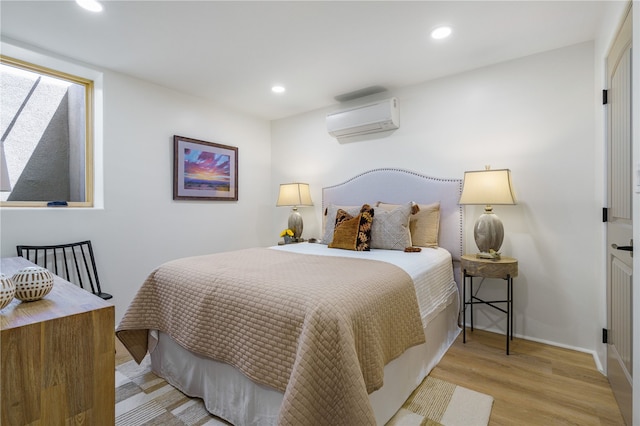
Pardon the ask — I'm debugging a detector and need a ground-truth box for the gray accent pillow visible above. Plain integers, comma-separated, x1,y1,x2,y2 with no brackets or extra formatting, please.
370,202,413,250
378,201,440,247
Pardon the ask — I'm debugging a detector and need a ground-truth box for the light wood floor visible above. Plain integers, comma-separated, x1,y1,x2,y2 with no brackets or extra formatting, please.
115,337,131,367
430,329,625,425
116,331,625,425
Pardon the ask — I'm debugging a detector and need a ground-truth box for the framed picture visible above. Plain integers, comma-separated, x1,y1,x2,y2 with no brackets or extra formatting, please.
173,135,238,201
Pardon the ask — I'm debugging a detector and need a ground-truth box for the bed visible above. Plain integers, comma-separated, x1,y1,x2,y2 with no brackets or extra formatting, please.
116,168,464,426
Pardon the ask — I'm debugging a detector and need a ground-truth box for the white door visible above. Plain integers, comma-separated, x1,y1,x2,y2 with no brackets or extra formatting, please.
606,6,633,425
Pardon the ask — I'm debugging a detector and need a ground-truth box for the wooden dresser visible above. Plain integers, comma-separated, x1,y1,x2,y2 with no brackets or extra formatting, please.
0,257,115,425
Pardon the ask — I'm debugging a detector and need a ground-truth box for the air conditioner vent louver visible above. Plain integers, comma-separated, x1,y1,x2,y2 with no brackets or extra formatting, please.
326,97,399,138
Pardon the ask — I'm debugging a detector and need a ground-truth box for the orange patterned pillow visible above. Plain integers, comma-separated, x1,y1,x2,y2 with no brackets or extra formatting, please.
328,204,374,251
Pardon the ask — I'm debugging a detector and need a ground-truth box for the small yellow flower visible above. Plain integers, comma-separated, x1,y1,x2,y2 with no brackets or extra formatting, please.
280,229,294,238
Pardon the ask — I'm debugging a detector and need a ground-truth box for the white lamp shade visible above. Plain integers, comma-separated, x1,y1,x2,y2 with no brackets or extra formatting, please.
459,169,516,205
276,183,313,207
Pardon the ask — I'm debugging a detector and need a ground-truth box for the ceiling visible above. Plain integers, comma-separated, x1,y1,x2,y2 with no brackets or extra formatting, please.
1,1,608,121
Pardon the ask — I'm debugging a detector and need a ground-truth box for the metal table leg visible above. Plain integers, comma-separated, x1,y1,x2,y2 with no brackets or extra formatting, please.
463,270,467,343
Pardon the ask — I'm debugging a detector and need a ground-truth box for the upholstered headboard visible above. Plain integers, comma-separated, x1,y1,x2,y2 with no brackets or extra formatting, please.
322,168,464,288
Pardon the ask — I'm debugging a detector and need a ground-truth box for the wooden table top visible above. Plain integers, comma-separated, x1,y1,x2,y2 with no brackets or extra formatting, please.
0,257,114,331
461,254,518,279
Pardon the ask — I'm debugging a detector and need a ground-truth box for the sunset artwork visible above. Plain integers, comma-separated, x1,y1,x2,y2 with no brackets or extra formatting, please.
183,148,230,192
174,135,237,201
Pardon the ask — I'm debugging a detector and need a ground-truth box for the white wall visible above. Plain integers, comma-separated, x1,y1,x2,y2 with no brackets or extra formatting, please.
0,41,273,323
272,42,603,360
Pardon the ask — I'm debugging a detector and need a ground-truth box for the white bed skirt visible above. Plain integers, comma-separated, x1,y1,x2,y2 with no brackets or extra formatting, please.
149,293,460,426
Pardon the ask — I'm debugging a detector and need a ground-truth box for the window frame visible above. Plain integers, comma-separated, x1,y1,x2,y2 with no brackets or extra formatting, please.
0,55,95,208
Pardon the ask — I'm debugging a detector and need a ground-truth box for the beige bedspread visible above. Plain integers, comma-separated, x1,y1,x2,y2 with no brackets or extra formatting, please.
116,248,425,425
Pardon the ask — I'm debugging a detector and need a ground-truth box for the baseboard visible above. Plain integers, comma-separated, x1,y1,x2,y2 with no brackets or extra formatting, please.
517,334,605,374
463,324,605,374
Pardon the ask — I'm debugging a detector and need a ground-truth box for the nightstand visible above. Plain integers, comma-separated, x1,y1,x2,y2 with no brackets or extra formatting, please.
461,254,518,354
277,238,305,245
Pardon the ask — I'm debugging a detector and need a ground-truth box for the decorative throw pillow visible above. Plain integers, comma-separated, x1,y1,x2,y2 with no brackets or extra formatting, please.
377,201,440,247
322,204,361,244
370,202,413,250
328,204,374,251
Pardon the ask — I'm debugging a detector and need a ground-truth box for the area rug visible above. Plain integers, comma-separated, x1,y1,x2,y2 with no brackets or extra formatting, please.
115,356,493,426
386,376,494,426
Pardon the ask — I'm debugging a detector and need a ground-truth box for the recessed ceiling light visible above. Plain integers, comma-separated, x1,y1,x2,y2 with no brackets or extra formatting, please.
431,26,452,40
76,0,103,13
272,85,286,94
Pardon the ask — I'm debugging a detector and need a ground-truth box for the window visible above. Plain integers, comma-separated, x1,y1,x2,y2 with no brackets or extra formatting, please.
0,56,94,207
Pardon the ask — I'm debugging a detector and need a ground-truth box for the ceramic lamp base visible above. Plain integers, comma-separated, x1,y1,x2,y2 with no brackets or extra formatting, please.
473,210,504,254
288,208,303,239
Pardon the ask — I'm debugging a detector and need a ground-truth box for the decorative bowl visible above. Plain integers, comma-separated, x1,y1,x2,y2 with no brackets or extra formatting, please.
12,267,54,302
0,274,15,309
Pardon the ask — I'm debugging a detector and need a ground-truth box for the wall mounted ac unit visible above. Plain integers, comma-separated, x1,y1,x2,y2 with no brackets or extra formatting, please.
326,97,399,138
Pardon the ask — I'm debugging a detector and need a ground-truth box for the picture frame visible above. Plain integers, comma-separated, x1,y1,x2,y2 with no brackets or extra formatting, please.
173,135,238,201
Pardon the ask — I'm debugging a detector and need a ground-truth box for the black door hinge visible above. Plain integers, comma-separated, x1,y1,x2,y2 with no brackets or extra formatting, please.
603,89,608,105
603,328,609,344
603,207,608,223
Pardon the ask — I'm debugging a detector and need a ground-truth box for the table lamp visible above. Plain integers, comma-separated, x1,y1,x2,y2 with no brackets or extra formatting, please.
459,166,516,255
276,183,313,240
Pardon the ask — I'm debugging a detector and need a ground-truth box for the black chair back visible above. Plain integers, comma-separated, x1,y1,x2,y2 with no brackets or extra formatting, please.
16,240,112,300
